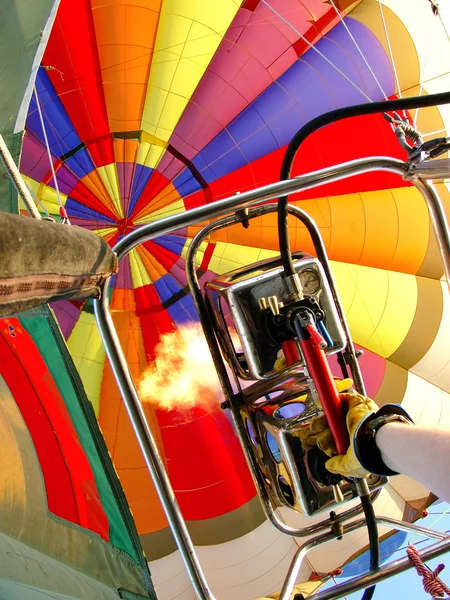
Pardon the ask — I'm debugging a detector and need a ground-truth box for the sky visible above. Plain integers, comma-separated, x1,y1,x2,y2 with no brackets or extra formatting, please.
322,503,450,600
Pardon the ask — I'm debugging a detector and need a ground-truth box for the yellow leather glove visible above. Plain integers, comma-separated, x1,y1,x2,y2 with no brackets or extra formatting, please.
298,392,379,479
297,378,355,454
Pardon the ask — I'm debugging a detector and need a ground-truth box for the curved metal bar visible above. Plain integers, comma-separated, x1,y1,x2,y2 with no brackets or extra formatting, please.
94,155,450,599
309,535,450,600
109,157,449,290
112,156,408,259
408,176,450,286
93,296,217,600
278,518,369,600
376,516,449,540
279,517,450,600
287,205,366,395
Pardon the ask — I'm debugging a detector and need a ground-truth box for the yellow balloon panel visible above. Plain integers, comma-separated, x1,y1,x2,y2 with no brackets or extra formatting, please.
208,242,278,275
350,0,420,94
129,248,153,288
97,164,122,216
141,0,240,141
136,135,167,169
408,281,450,391
21,175,67,214
181,238,208,267
66,312,106,415
331,261,418,357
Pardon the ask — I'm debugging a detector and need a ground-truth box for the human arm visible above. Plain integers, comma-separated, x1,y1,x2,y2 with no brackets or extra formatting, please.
300,392,450,503
376,422,450,504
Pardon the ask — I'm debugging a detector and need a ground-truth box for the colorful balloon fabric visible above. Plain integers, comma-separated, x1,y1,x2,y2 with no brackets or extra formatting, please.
19,0,450,598
0,2,154,598
0,312,155,599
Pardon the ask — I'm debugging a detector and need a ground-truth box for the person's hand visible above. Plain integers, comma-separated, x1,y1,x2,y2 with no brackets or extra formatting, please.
297,380,356,453
298,392,379,479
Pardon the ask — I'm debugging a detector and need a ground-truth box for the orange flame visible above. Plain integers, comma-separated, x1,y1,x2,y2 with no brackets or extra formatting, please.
139,323,222,411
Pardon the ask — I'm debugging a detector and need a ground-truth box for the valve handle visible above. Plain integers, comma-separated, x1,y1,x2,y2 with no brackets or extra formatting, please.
295,320,349,455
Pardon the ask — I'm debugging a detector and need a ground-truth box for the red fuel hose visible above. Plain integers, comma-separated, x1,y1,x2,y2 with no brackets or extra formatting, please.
281,339,299,366
298,325,349,455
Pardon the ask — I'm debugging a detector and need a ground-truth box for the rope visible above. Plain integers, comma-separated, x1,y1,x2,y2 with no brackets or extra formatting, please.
438,12,450,43
33,86,70,224
0,134,41,219
428,0,440,17
260,0,373,103
328,0,388,100
330,574,348,600
413,24,435,127
407,544,450,599
424,128,448,138
42,64,65,80
377,0,403,101
384,112,423,153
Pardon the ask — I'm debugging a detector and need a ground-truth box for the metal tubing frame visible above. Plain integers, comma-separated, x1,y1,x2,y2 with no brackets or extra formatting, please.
94,156,450,600
185,202,380,535
185,202,365,393
278,517,450,600
304,535,450,600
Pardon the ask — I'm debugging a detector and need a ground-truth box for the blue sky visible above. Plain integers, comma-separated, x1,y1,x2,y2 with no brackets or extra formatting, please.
321,503,450,599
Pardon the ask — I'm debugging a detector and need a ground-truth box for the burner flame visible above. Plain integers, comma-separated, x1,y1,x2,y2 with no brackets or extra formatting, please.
139,323,222,411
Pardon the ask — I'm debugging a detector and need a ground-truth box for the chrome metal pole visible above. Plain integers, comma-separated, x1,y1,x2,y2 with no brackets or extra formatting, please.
93,297,217,600
309,535,450,600
408,176,450,288
110,155,449,288
112,157,409,260
278,518,369,600
376,516,449,540
279,519,450,600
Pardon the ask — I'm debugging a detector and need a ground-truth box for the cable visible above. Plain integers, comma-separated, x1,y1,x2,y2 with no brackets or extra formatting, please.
278,90,450,276
0,134,41,219
377,0,403,104
260,0,373,103
360,492,380,600
328,0,388,101
33,86,71,224
33,86,62,209
278,91,450,599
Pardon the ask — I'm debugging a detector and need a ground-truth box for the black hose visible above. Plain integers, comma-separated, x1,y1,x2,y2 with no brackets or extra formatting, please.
360,492,380,600
275,92,450,597
278,90,450,276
